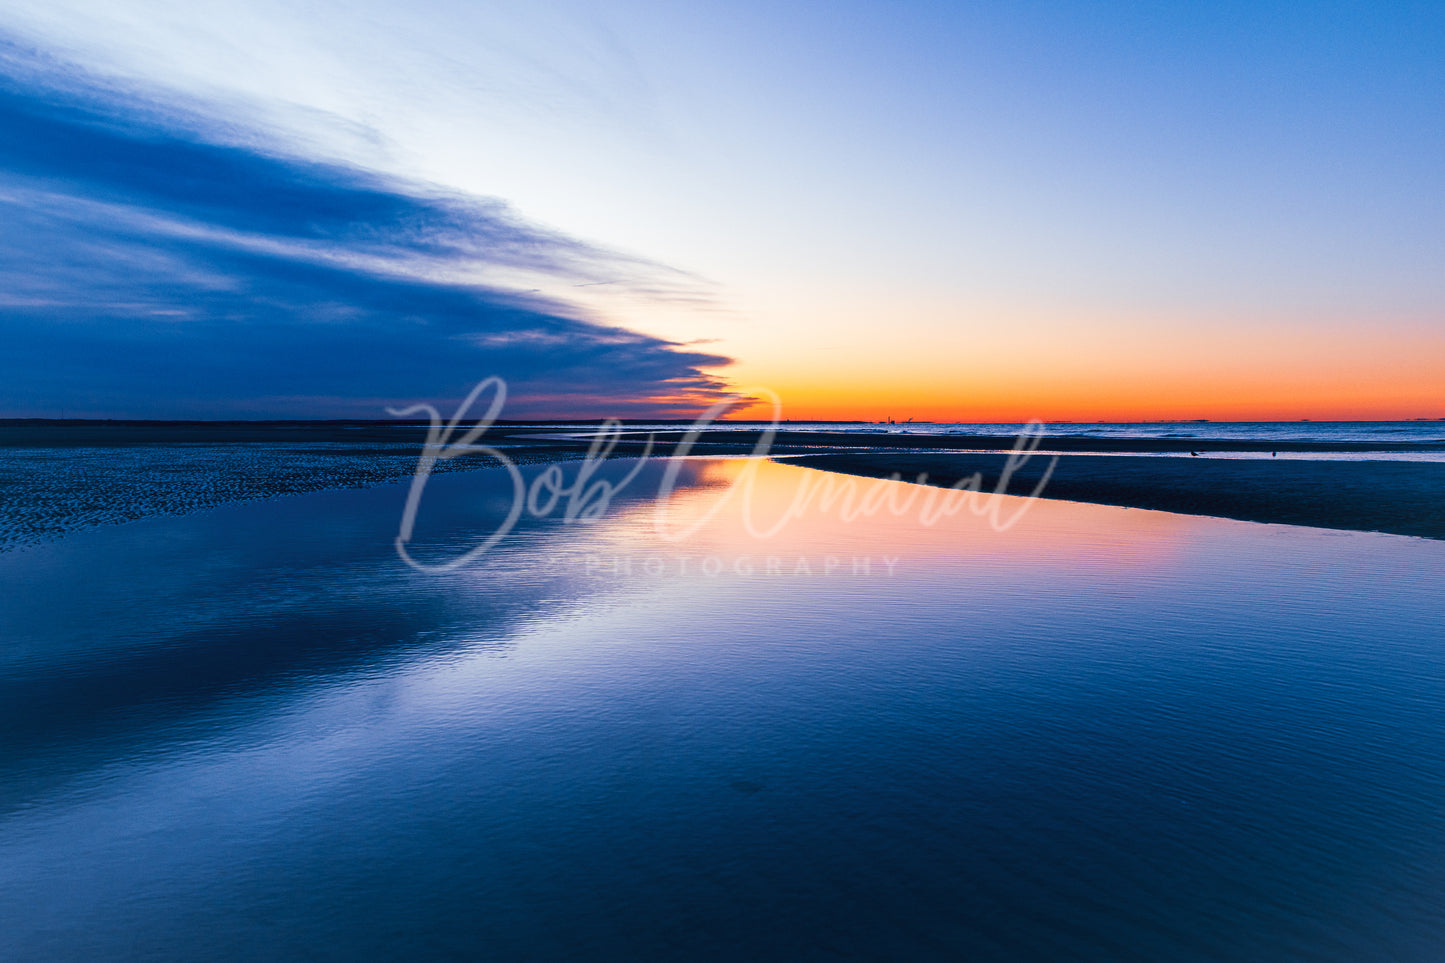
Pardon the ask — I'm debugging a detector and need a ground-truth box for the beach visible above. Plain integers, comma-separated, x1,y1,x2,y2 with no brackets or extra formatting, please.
4,422,1443,551
794,451,1445,541
8,4,1444,956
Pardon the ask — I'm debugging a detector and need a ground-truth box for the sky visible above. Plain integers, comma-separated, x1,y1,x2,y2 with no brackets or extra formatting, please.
1,0,1442,420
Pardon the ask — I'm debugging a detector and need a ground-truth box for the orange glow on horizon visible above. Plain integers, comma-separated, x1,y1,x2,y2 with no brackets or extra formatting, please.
698,315,1445,424
708,367,1445,423
715,389,1445,425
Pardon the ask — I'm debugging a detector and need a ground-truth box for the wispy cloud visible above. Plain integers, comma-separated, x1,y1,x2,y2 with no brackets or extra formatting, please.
0,41,731,418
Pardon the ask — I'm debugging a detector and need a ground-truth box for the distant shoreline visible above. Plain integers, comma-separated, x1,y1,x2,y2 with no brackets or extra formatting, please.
4,421,1444,453
2,424,1442,546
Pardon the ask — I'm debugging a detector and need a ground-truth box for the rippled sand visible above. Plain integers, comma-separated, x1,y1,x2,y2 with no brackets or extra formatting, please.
0,444,565,551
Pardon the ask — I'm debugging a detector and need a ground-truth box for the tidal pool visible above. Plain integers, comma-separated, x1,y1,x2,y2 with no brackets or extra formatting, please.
2,456,1443,960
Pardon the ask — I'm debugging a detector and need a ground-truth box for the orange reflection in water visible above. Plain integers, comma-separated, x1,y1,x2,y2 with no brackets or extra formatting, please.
577,457,1199,577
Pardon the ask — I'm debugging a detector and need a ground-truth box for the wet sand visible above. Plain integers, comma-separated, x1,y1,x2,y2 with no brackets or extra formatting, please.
792,451,1445,541
4,422,1442,545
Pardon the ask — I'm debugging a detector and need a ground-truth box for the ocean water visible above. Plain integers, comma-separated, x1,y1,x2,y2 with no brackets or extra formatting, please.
591,420,1445,446
2,456,1444,960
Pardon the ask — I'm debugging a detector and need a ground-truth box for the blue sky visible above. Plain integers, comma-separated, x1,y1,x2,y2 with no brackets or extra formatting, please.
2,1,1442,418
